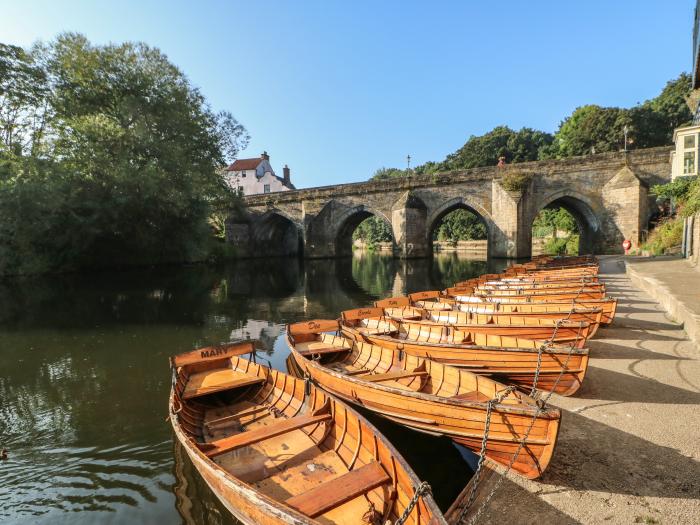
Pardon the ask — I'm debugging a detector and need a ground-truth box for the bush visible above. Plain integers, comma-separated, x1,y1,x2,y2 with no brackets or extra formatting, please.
641,217,684,255
501,171,533,192
543,235,579,255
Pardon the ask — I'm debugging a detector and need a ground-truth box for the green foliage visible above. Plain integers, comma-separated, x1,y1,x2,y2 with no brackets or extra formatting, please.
433,209,487,242
0,34,248,275
641,217,684,255
500,171,533,193
652,176,700,217
371,166,411,180
440,126,554,171
651,176,695,200
543,235,579,255
352,216,393,247
532,208,579,237
547,74,692,158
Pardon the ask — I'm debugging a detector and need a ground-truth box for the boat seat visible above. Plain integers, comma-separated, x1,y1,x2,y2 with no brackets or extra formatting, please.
358,369,428,383
200,411,332,458
183,369,265,400
296,341,350,357
285,461,390,518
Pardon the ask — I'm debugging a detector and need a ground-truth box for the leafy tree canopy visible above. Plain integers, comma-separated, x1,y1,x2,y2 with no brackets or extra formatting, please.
0,34,249,275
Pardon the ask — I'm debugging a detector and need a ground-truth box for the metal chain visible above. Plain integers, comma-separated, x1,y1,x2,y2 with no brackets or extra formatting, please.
457,271,587,523
460,335,579,525
394,481,432,525
460,385,517,516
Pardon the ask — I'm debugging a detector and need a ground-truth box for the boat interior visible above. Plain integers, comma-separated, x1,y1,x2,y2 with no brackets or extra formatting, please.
171,346,435,525
288,328,527,407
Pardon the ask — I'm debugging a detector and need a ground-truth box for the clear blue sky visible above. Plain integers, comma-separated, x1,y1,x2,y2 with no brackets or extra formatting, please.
2,0,694,188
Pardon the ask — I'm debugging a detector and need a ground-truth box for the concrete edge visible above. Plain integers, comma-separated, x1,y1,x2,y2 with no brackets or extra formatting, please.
625,261,700,347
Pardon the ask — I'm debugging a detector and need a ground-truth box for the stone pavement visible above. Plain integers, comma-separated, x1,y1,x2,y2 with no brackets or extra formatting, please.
461,255,700,525
626,256,700,347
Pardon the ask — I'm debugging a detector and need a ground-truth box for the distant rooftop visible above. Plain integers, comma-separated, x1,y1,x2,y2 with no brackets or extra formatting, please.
226,158,264,171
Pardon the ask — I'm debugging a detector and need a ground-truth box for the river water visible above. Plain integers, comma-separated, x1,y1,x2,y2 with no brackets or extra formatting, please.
0,252,508,524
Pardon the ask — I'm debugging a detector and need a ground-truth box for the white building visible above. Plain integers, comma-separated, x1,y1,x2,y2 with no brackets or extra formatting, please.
670,125,700,180
224,151,295,195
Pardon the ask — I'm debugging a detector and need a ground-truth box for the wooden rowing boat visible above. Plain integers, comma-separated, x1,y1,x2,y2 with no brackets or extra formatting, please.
169,341,447,525
342,307,591,347
452,288,607,302
339,318,589,396
379,293,617,326
285,321,561,480
382,305,603,338
434,295,617,326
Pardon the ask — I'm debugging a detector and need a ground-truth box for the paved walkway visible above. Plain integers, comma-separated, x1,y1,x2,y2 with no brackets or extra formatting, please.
626,256,700,347
467,256,700,525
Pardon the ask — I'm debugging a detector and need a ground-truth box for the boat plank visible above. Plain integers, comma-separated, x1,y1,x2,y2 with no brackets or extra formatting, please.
285,461,390,518
203,412,332,457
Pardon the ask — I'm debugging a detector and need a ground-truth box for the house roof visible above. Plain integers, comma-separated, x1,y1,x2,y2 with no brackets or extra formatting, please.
226,158,264,171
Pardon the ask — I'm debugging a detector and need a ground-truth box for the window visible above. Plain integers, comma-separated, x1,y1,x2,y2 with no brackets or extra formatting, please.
241,171,246,178
263,184,270,193
684,135,696,149
684,151,696,174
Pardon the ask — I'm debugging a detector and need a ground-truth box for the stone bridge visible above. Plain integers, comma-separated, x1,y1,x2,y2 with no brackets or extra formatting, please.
229,147,672,258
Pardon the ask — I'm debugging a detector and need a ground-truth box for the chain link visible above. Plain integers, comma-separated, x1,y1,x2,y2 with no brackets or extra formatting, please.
456,264,591,524
394,481,432,525
459,385,517,517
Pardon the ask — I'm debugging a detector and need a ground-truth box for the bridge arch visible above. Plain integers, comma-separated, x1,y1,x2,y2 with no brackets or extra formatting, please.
250,210,304,257
333,205,395,257
530,191,601,255
427,197,494,254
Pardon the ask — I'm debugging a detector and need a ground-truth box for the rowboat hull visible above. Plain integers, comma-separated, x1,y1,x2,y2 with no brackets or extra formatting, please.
342,325,589,396
286,329,561,480
169,343,447,525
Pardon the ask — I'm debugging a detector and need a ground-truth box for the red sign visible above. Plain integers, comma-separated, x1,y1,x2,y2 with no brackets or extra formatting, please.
622,239,632,252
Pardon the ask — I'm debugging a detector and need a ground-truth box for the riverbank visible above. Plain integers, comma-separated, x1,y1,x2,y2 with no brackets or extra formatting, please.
460,255,700,524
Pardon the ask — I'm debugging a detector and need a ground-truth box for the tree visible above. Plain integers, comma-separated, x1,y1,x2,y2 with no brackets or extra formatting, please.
433,209,487,242
371,166,411,180
0,34,249,275
352,216,393,246
440,126,554,171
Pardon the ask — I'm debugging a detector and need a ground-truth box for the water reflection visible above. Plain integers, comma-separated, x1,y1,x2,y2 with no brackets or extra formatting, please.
0,252,507,524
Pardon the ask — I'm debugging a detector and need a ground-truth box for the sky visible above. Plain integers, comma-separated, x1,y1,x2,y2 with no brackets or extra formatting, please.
1,0,694,188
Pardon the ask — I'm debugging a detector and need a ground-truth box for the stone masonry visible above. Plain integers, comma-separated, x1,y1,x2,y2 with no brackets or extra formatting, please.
230,147,672,259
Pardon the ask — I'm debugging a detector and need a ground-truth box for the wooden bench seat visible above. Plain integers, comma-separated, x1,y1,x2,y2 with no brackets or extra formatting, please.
358,369,428,383
298,346,350,357
285,461,390,518
200,410,332,458
296,341,350,357
183,369,265,400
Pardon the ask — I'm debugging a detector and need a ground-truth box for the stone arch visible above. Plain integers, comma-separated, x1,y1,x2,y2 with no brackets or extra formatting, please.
333,205,396,257
250,210,304,257
531,190,601,255
427,197,494,254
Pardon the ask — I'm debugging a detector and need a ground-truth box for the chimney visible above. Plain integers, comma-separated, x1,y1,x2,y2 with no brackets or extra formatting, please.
261,151,270,161
283,164,291,185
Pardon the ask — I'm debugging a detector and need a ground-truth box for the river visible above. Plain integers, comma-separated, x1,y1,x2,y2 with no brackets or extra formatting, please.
0,252,509,524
